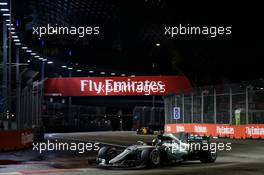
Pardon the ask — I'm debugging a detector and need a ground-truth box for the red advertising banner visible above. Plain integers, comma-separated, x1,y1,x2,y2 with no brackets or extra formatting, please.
0,129,33,151
44,76,192,96
165,124,264,139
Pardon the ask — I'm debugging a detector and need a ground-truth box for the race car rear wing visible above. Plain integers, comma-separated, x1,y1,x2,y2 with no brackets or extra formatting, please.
174,132,210,143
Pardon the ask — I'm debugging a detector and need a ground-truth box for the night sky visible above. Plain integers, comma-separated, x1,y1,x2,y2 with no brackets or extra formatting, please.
8,0,264,86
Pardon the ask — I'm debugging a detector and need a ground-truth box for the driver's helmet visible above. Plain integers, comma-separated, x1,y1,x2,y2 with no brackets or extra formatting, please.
152,138,161,146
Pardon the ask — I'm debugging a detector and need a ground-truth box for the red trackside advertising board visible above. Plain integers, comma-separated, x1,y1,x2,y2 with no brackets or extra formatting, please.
44,76,192,96
165,124,264,139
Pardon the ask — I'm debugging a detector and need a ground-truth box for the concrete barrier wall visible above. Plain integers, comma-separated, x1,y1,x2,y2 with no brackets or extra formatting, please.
0,129,33,151
165,124,264,139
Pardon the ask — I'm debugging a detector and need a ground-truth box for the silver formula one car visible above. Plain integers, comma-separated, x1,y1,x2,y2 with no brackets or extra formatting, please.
96,133,217,169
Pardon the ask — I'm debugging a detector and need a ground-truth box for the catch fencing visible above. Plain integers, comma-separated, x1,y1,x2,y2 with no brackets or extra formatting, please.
133,106,164,130
164,81,264,125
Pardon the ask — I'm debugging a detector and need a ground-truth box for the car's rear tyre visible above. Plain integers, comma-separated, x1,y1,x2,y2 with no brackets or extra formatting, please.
97,146,117,164
199,151,217,163
141,148,161,167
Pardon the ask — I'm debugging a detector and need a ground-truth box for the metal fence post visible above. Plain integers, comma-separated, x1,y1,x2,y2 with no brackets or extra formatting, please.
150,106,154,124
35,83,39,125
40,61,45,126
201,91,204,123
2,20,8,126
31,84,34,127
142,106,145,126
159,107,162,124
68,70,72,124
229,88,232,124
191,93,194,123
20,91,24,128
15,47,20,129
164,97,168,125
182,94,185,123
25,87,29,128
8,0,12,130
174,95,177,124
214,89,217,124
246,87,249,124
22,88,26,128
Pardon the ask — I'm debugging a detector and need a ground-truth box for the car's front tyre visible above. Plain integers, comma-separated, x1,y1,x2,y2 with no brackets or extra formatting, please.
141,148,161,167
199,150,217,163
97,146,118,164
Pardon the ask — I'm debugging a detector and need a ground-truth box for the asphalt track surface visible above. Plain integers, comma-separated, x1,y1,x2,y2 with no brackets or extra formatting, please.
1,131,264,175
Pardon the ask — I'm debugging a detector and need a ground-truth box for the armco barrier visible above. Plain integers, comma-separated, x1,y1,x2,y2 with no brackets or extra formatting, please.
165,124,264,139
0,129,33,151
